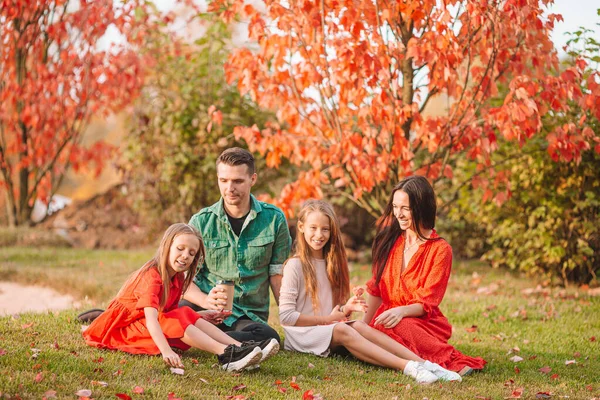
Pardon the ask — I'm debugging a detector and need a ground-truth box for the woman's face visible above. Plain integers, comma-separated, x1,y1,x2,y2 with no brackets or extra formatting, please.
392,190,413,232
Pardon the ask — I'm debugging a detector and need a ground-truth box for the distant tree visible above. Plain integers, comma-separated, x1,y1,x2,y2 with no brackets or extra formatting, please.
0,0,150,226
121,19,278,232
210,0,599,217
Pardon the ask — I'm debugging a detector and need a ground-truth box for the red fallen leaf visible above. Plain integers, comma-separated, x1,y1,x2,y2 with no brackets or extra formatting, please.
506,387,524,398
93,357,104,363
119,359,127,364
504,379,515,386
586,385,594,391
514,366,520,374
33,363,42,370
274,380,283,385
303,389,314,400
466,325,478,333
573,351,581,358
191,359,199,364
53,341,60,350
70,351,79,357
535,392,552,399
167,393,182,400
590,336,596,342
290,382,301,390
322,376,332,381
113,369,123,376
133,386,144,394
529,355,538,360
93,368,104,373
277,387,287,393
539,366,552,374
232,384,247,391
0,349,7,356
22,323,34,329
486,304,497,310
116,394,132,400
550,374,559,380
34,372,44,383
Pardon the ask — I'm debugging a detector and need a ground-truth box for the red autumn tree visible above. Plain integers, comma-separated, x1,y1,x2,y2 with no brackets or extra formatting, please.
214,0,600,216
0,0,150,226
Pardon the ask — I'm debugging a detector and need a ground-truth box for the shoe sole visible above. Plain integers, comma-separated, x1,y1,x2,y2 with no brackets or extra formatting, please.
221,347,262,372
458,366,474,376
259,339,279,363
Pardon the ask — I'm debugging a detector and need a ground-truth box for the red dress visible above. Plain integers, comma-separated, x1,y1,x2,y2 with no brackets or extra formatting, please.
366,231,486,372
83,267,201,355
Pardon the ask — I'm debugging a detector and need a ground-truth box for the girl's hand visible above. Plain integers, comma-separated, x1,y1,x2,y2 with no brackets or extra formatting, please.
162,349,184,368
352,286,365,298
373,307,404,329
198,309,232,325
328,305,347,323
344,295,367,314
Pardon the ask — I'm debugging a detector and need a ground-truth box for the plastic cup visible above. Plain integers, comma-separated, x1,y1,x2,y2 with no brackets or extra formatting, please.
215,280,234,311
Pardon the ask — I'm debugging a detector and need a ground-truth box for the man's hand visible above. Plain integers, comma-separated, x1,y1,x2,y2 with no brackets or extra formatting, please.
203,286,229,310
198,309,232,325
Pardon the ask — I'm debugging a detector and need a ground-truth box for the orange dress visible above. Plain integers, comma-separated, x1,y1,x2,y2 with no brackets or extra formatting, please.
83,267,201,355
366,231,486,372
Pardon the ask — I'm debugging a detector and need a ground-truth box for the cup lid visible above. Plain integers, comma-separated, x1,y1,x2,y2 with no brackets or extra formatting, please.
216,280,234,285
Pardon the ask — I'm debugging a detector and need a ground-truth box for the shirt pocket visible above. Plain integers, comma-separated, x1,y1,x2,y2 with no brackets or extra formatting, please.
245,234,274,272
204,239,236,276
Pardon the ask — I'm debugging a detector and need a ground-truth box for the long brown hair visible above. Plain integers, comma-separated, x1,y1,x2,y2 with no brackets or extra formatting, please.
288,200,350,312
143,223,205,311
372,176,438,284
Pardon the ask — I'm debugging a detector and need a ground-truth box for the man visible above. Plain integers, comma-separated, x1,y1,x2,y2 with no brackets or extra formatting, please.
181,147,292,343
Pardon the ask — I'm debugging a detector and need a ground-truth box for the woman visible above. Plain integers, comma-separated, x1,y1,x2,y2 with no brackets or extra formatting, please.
363,176,486,375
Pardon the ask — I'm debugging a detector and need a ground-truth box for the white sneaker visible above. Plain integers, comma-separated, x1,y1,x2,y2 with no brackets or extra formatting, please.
403,360,439,384
423,360,462,382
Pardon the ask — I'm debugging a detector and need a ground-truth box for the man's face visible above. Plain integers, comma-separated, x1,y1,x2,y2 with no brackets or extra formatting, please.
216,163,256,208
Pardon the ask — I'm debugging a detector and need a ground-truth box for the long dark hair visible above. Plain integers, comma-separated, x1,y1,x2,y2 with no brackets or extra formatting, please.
371,176,437,284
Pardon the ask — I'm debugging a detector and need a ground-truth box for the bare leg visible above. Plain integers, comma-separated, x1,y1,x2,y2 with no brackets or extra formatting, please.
180,325,229,355
194,318,241,346
330,323,409,371
350,320,424,362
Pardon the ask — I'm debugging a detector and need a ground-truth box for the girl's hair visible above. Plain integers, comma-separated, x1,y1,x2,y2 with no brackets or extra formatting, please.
372,176,438,284
290,199,349,312
143,223,205,310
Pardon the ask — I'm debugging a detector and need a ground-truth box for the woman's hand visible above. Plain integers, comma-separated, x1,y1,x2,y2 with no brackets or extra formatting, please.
198,309,232,325
344,295,368,314
162,349,184,368
373,307,405,329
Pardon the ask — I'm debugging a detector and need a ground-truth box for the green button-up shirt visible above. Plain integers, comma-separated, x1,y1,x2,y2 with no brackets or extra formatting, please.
189,195,292,326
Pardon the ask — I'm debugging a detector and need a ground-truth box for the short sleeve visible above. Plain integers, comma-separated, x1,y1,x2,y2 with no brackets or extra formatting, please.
269,212,292,276
278,258,303,326
366,275,381,297
133,269,163,310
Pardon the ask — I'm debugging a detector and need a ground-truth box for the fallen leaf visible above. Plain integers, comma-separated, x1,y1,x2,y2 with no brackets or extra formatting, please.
514,366,520,374
277,387,287,393
535,392,552,399
565,360,576,365
167,393,182,400
191,359,199,364
472,337,481,342
34,372,44,383
528,355,538,360
113,369,123,376
0,349,7,356
170,368,184,375
308,363,315,368
303,389,314,400
91,381,108,387
115,394,132,400
290,382,301,391
42,390,57,399
53,341,60,350
133,386,144,394
119,359,127,364
486,304,497,311
573,351,581,358
539,366,552,374
504,379,515,386
93,357,104,363
550,374,559,380
505,387,524,398
591,336,596,342
22,322,34,329
75,389,92,397
509,356,523,362
199,378,208,384
322,376,331,381
586,385,594,391
33,363,42,370
274,380,283,385
232,384,246,391
466,325,478,333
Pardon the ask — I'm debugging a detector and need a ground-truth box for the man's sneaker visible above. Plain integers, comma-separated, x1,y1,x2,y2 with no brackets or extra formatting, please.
403,360,439,384
423,360,462,382
217,345,262,372
241,339,280,363
77,309,104,323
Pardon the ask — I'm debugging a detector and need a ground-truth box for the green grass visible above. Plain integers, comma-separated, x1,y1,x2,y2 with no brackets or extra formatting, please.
1,247,599,399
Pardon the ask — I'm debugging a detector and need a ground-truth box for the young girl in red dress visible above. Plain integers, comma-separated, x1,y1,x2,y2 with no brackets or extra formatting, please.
279,200,461,384
365,176,486,375
83,223,276,372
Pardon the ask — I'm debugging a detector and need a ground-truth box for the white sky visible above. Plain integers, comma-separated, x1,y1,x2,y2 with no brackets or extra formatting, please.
546,0,600,56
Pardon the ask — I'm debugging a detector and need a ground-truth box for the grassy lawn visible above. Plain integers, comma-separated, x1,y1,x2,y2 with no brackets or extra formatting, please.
1,246,599,399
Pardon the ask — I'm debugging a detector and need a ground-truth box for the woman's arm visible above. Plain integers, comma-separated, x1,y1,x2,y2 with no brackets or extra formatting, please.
144,307,184,368
363,293,382,324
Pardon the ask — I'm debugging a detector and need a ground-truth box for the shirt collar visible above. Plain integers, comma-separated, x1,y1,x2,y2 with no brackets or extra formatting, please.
209,194,262,220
